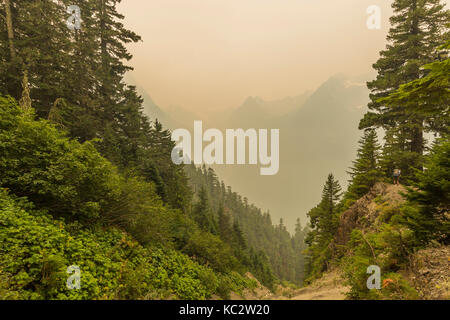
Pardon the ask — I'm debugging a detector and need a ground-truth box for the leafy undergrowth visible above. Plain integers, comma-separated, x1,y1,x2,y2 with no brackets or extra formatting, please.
340,184,420,299
0,190,256,300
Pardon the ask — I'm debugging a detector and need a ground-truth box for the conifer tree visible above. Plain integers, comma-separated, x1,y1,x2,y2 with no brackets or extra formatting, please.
4,0,15,59
232,221,247,250
380,40,450,137
18,71,32,113
293,218,306,284
345,129,382,201
359,0,449,176
319,174,342,233
0,0,72,107
218,205,233,244
381,42,450,244
138,159,168,203
193,186,217,234
141,120,193,211
403,137,450,245
304,174,342,279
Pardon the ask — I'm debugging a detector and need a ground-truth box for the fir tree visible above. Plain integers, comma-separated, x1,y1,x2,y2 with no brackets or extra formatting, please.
192,186,216,234
232,221,247,250
292,218,306,284
218,205,233,244
380,40,450,136
18,71,32,113
4,0,15,59
319,173,342,234
403,137,450,245
304,174,342,279
359,0,450,176
146,119,192,210
345,129,382,201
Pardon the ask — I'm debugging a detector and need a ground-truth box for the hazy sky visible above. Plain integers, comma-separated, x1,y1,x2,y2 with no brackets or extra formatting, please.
118,0,449,112
117,0,398,112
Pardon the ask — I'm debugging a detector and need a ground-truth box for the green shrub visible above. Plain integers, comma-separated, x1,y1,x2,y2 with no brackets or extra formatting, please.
0,96,121,223
183,230,241,273
342,223,417,300
0,190,250,300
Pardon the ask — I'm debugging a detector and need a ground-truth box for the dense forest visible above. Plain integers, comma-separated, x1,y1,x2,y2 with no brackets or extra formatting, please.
303,0,449,299
0,0,306,299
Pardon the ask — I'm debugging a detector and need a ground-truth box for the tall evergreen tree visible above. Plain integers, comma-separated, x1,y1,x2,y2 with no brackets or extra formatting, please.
145,119,192,210
381,41,450,244
380,40,450,136
359,0,450,177
218,205,233,244
232,221,247,250
18,71,31,113
292,218,306,284
192,186,216,234
378,126,418,182
318,174,342,235
345,129,382,202
304,174,342,280
3,0,15,59
403,137,450,245
0,0,73,109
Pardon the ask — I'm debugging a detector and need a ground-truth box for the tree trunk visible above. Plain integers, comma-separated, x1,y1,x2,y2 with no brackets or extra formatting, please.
409,0,424,165
411,119,424,172
99,0,108,71
4,0,16,59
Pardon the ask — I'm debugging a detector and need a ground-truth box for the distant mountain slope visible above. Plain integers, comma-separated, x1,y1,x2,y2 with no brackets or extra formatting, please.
211,74,370,231
218,92,310,128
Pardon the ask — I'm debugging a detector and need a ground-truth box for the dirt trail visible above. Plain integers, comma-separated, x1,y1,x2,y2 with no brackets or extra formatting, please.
234,270,348,300
289,285,347,300
286,270,348,300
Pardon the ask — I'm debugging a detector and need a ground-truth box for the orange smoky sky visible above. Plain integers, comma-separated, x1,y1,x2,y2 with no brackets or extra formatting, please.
117,0,449,113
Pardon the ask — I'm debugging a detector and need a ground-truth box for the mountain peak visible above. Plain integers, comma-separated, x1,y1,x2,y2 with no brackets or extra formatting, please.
241,96,264,108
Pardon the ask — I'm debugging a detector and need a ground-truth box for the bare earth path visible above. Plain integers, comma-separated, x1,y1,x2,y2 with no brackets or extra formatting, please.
289,284,347,300
285,270,348,300
235,270,349,300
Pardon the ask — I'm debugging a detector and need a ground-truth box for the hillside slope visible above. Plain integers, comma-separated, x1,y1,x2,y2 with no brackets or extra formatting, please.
293,182,448,300
331,183,448,300
335,183,406,247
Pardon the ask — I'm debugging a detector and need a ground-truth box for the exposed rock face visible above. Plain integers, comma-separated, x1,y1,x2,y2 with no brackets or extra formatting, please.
409,246,450,300
335,183,406,246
